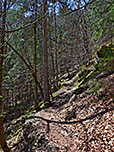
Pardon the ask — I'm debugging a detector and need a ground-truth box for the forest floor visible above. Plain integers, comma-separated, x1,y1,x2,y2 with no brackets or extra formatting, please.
5,69,114,152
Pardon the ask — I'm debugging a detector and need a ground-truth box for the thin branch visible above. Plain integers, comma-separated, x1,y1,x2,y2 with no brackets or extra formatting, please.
0,12,48,33
63,0,97,16
7,43,32,70
0,2,14,18
0,0,97,33
7,43,44,98
0,34,12,49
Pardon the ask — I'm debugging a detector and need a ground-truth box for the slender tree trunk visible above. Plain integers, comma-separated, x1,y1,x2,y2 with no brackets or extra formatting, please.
43,0,50,102
0,0,10,151
54,2,59,87
38,14,43,88
20,73,24,115
34,0,39,108
49,31,56,90
0,0,6,149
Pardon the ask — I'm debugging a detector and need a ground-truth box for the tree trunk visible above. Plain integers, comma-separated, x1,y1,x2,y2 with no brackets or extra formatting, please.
34,0,39,108
43,0,50,102
54,2,59,87
49,31,56,90
0,0,10,151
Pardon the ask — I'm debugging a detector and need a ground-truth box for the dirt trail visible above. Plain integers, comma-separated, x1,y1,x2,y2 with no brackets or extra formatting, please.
27,73,114,152
9,73,114,152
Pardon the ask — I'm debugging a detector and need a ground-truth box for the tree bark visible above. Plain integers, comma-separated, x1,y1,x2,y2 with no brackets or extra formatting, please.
49,31,56,90
43,0,50,102
34,0,39,108
0,0,10,151
54,2,59,87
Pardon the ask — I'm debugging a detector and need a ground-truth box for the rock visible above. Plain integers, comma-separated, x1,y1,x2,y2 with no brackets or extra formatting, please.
69,94,76,102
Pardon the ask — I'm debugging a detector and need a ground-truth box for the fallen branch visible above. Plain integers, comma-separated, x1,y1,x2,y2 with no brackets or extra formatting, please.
27,106,114,127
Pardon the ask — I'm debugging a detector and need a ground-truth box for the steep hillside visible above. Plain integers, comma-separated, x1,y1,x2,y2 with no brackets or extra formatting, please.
2,44,114,152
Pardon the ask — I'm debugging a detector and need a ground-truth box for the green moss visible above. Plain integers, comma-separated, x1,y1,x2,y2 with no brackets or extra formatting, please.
72,43,114,98
52,92,58,98
52,84,64,98
60,79,65,82
97,43,114,58
35,135,38,142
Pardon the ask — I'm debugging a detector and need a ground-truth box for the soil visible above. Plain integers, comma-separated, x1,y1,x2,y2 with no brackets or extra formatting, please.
4,73,114,152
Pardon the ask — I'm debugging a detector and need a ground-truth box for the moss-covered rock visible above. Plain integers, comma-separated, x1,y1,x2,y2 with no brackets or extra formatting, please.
97,43,114,58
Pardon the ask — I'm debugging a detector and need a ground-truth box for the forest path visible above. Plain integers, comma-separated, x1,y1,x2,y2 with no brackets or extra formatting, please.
30,73,114,152
9,73,114,152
